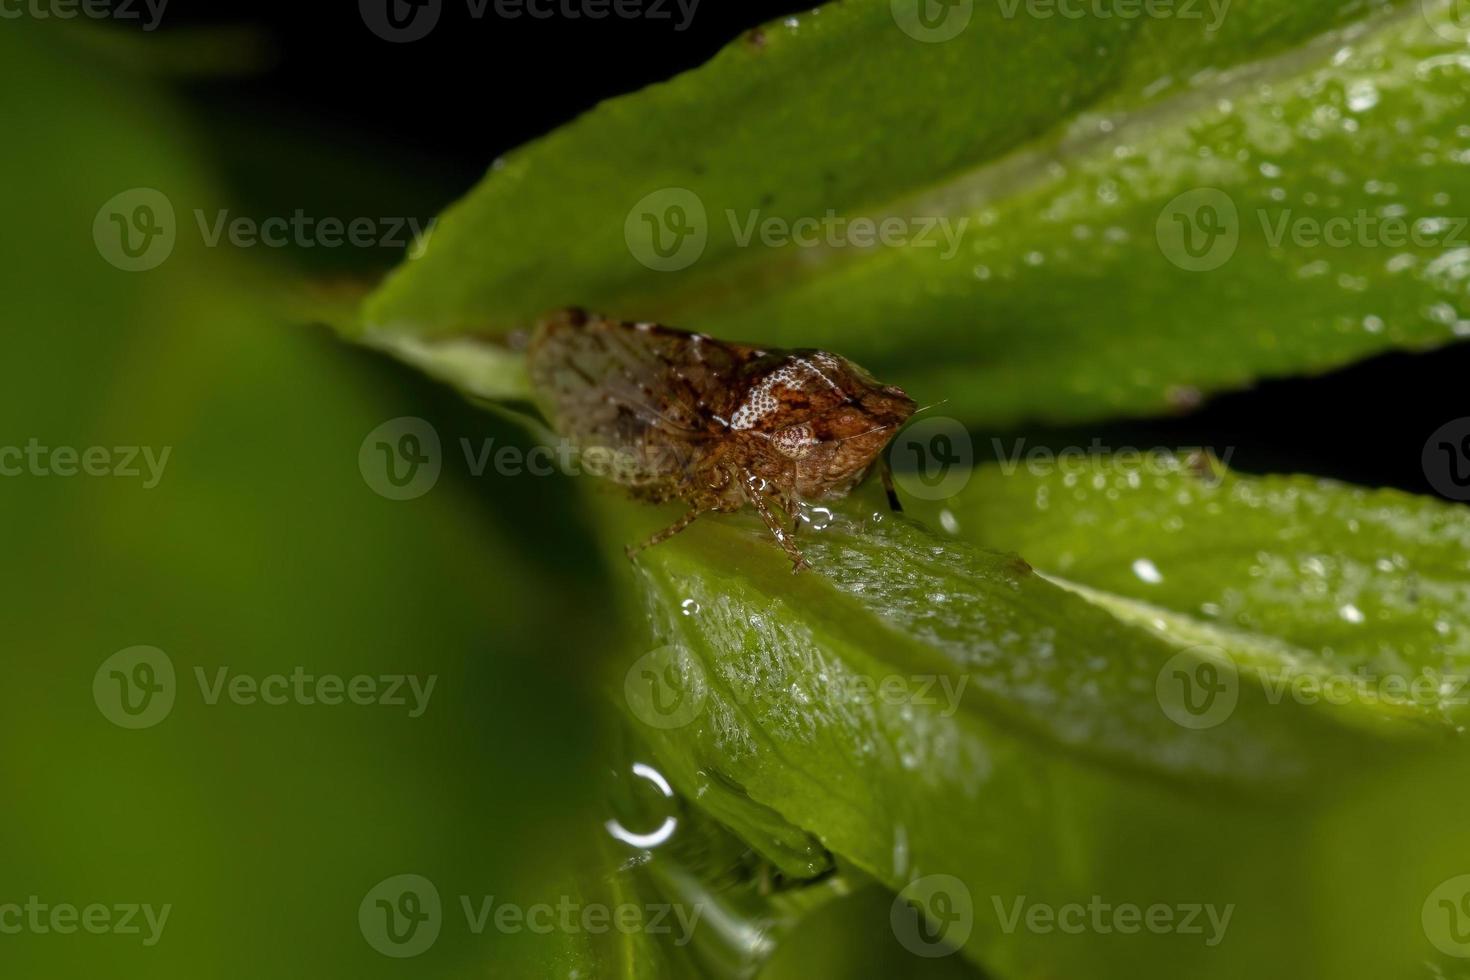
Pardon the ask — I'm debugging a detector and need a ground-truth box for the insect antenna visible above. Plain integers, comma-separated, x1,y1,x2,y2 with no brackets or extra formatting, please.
910,398,950,418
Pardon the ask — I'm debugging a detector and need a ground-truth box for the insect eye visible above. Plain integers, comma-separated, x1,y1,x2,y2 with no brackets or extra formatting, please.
772,423,817,459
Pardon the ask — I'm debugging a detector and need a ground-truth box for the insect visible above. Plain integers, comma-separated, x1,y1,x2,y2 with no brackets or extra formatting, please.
526,308,917,571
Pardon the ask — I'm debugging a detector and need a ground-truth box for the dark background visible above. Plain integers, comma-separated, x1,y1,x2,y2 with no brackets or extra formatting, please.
144,0,1464,498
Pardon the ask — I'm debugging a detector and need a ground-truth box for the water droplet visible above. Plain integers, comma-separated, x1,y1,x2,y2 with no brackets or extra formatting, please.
799,506,834,532
1132,558,1164,584
1346,79,1379,112
605,762,679,849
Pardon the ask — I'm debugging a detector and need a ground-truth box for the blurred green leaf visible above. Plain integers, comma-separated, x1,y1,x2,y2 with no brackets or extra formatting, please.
607,463,1470,978
357,0,1470,425
1,23,606,979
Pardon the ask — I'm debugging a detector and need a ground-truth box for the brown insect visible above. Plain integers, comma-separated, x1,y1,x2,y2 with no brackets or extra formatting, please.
526,309,917,570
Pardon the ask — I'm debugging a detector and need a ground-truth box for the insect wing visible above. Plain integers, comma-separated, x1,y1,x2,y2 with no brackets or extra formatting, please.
527,312,760,487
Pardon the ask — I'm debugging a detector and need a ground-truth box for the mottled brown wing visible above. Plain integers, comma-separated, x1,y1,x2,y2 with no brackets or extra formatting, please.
526,309,764,491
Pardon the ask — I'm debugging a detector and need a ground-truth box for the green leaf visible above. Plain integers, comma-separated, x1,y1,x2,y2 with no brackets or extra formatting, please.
1,25,606,979
909,453,1470,728
603,464,1470,978
357,0,1470,425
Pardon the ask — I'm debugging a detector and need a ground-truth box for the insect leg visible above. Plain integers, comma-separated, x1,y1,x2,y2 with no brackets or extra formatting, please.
740,471,809,573
880,458,903,513
625,507,703,560
787,463,802,538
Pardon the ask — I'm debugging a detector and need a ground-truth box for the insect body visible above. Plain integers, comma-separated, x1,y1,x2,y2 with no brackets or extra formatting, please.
526,309,916,570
